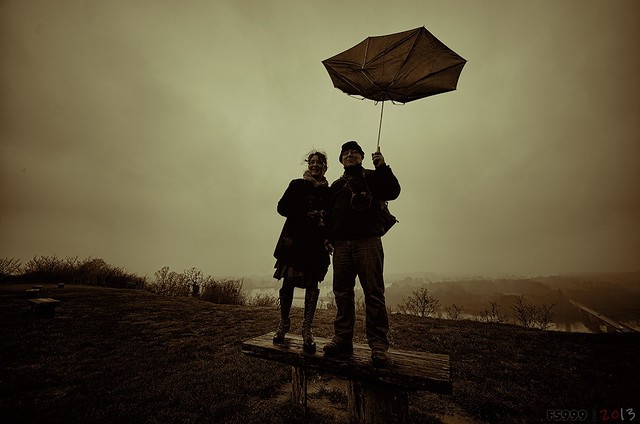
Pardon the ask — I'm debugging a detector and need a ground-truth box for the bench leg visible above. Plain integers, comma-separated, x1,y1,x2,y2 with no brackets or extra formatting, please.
291,365,308,415
348,380,408,424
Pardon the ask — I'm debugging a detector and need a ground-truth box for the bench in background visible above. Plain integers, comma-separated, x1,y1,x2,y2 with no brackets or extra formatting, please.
28,298,61,317
25,289,40,298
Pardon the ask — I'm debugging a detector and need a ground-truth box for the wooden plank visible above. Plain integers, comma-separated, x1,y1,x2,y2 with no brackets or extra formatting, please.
242,332,452,394
29,298,61,305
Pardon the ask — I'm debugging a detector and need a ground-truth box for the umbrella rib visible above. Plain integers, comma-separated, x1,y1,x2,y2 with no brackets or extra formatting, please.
363,38,369,68
366,31,417,67
360,69,387,101
338,75,368,95
407,61,467,87
388,28,422,89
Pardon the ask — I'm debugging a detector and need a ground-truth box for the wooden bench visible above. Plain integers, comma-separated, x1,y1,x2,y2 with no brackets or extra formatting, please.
25,289,40,298
242,332,451,423
28,298,61,317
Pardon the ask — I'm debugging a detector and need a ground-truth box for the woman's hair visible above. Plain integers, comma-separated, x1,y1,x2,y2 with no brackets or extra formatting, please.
305,149,328,166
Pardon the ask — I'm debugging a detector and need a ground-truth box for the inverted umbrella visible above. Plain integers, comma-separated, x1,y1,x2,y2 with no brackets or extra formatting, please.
322,26,466,150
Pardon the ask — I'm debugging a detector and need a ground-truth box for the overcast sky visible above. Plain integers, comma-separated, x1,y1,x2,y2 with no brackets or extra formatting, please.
1,0,639,279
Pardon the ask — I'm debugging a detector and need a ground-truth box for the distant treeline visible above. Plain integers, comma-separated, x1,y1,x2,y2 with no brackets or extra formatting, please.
0,256,145,289
0,256,263,307
385,273,640,323
3,256,638,329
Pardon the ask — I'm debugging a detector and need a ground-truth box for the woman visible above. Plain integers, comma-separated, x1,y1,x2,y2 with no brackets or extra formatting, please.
272,150,331,351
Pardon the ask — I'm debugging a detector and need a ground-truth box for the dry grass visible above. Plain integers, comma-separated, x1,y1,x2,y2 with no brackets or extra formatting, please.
1,283,638,423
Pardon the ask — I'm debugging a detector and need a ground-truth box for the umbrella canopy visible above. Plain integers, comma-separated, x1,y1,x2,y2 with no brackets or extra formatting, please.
322,26,467,104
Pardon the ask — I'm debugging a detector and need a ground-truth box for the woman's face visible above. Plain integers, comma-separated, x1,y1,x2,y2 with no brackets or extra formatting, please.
308,155,327,179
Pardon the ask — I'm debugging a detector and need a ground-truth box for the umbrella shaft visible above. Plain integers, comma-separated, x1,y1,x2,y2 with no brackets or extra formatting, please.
376,100,384,152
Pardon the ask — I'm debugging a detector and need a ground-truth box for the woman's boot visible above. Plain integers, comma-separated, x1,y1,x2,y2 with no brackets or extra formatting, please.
273,285,294,344
302,288,319,352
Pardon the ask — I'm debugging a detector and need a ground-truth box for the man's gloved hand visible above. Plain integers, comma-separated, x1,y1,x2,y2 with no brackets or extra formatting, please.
372,150,386,168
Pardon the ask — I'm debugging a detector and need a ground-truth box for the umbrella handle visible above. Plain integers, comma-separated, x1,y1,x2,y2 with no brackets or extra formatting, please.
376,99,384,152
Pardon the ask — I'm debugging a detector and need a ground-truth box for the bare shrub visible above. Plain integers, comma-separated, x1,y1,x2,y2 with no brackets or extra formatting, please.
511,294,556,329
479,301,508,323
397,287,440,317
536,303,556,330
201,278,246,305
0,258,22,280
249,292,278,307
512,295,535,328
147,267,245,305
444,303,464,320
24,255,65,279
149,266,189,296
78,258,109,285
184,267,204,297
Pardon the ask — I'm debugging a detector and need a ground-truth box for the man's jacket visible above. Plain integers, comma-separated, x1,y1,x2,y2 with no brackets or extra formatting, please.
328,164,400,240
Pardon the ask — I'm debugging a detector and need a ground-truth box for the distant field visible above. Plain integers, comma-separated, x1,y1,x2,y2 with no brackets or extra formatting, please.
1,283,638,423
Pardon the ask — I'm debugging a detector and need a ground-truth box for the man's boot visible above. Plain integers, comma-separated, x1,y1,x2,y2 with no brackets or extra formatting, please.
273,285,294,344
322,337,353,357
371,348,392,368
302,288,319,352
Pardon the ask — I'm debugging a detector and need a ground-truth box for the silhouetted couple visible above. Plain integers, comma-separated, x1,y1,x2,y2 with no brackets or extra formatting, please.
272,141,400,367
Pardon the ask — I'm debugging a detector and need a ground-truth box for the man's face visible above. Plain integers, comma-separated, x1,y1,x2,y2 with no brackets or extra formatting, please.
341,149,363,168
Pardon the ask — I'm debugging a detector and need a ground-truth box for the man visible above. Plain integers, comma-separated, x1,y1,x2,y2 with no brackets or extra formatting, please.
323,140,401,367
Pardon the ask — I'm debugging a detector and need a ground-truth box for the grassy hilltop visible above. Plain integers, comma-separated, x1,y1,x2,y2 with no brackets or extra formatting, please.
1,284,638,423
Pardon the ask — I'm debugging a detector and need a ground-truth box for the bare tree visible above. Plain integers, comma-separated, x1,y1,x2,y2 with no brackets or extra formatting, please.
24,254,64,275
479,301,507,323
398,287,440,317
184,267,203,297
0,258,21,279
62,256,81,283
535,303,556,330
444,303,464,320
512,295,536,328
511,294,556,329
79,258,109,285
151,266,189,296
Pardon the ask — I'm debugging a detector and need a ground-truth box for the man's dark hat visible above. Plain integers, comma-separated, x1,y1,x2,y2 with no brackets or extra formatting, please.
339,140,364,163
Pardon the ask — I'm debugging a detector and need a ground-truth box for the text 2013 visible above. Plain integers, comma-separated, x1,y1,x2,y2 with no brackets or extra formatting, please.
599,408,636,422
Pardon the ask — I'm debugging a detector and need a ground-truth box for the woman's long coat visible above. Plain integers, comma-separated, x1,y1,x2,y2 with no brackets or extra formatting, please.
273,178,330,282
